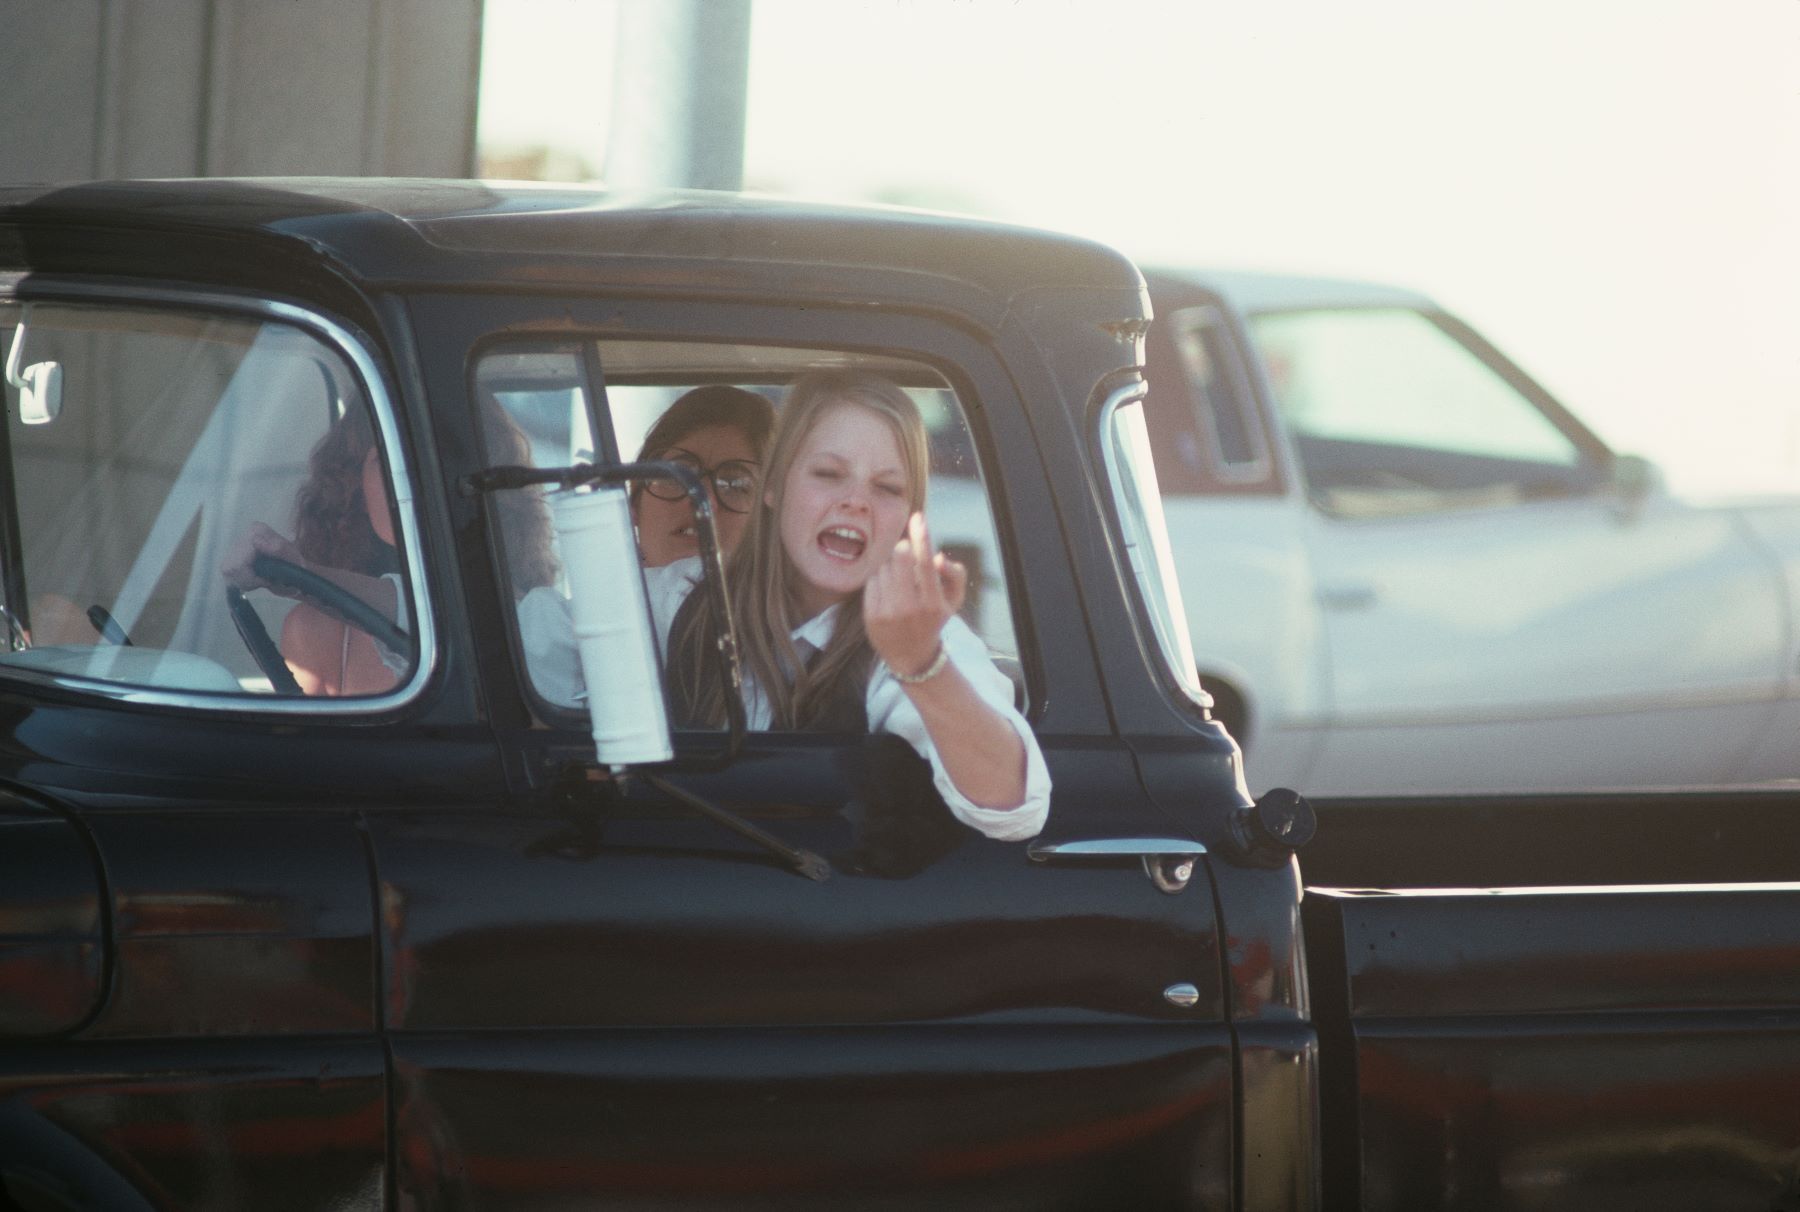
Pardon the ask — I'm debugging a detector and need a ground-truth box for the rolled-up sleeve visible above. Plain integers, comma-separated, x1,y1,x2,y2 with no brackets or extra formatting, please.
866,618,1050,841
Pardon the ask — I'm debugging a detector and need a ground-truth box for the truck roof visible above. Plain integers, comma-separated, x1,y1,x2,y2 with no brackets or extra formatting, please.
0,178,1146,324
1141,265,1436,314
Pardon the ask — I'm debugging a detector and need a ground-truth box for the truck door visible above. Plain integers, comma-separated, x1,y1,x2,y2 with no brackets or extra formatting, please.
372,295,1236,1209
0,289,437,1206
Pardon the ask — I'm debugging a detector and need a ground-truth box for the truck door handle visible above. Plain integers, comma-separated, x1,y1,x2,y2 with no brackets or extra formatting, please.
1317,581,1378,611
1027,837,1208,894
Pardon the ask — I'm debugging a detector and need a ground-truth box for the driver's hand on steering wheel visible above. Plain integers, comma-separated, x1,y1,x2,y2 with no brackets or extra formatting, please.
221,523,305,596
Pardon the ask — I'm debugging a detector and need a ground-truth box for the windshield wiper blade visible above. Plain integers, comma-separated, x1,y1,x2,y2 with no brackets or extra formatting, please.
642,772,831,882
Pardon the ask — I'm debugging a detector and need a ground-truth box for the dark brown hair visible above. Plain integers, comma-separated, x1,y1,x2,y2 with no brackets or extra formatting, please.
632,384,775,500
293,407,390,575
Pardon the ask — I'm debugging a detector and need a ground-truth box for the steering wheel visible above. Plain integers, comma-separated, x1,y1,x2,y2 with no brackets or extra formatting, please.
227,585,303,695
226,553,412,696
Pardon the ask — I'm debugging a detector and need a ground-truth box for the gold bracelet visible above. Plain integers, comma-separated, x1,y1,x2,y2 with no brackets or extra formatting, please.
890,642,949,685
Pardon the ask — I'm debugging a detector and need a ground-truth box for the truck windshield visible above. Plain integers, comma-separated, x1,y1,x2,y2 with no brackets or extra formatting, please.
0,298,422,706
1100,386,1206,708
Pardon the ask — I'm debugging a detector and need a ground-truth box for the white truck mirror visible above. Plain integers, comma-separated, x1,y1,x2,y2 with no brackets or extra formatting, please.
550,484,674,769
466,457,744,771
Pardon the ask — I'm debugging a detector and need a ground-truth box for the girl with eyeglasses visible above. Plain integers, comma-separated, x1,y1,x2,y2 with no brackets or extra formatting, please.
632,385,775,567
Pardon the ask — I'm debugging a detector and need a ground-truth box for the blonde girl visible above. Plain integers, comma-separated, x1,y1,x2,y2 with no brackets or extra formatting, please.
659,370,1047,839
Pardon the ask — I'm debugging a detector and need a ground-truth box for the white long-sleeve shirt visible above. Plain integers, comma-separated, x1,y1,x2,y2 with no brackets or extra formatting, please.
522,558,1049,841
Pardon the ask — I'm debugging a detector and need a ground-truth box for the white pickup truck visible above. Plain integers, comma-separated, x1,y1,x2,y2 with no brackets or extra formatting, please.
1142,268,1800,797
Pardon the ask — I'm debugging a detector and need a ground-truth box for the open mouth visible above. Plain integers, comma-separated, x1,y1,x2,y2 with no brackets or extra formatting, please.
817,525,867,563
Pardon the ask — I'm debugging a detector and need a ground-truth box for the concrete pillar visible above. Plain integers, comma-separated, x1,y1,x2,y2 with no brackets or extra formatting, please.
605,0,752,191
0,0,482,184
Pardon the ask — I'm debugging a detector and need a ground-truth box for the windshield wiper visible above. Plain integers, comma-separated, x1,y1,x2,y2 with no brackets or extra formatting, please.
641,772,831,882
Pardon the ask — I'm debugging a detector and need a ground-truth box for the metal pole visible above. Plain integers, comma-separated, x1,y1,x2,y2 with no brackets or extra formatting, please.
605,0,752,191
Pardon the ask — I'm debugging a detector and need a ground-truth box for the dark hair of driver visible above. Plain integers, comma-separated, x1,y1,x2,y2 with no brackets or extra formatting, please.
293,408,394,576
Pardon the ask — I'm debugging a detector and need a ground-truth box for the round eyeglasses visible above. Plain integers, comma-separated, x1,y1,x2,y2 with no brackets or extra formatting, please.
643,453,760,514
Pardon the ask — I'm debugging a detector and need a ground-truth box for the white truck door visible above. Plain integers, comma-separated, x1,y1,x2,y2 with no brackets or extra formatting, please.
1249,306,1785,795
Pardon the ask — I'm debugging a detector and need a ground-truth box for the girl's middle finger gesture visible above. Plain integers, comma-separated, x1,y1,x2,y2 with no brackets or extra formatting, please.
865,512,967,679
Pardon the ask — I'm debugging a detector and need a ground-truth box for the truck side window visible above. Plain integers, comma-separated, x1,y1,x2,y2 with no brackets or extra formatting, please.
472,347,596,709
476,340,1025,721
1250,307,1590,517
0,300,421,703
607,352,1020,712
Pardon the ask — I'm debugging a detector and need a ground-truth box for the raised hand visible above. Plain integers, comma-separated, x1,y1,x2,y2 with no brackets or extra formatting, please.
862,512,968,679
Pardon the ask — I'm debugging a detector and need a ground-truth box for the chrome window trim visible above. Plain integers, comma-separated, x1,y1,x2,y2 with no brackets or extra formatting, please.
1096,380,1209,710
0,278,437,715
1168,304,1273,483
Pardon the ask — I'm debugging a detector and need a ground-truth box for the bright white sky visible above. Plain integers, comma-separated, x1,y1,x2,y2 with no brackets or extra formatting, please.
479,0,1800,495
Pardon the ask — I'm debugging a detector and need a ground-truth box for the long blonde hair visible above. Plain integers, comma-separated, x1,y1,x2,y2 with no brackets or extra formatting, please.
669,370,929,730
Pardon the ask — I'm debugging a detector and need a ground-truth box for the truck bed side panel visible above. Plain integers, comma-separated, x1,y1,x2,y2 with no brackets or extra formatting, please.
1305,885,1800,1210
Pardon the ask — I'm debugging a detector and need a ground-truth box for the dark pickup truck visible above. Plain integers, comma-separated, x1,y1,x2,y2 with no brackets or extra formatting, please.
0,179,1797,1211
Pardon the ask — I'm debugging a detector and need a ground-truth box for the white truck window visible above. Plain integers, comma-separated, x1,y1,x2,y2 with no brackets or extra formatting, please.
1252,308,1586,517
1170,305,1271,480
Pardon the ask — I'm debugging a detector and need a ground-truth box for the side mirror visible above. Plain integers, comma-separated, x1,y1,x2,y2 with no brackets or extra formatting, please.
466,458,745,771
5,309,63,425
551,484,673,769
1609,452,1663,520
